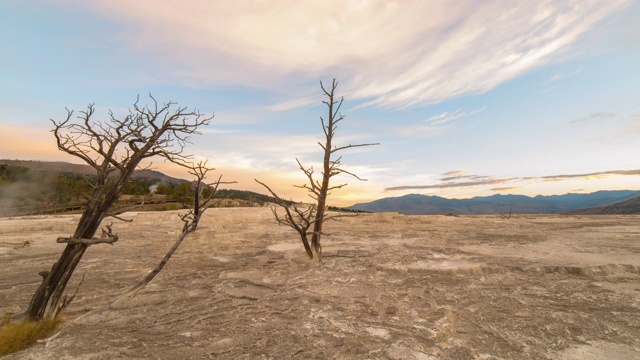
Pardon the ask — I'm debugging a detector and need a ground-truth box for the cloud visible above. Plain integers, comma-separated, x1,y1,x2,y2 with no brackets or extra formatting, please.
386,177,515,191
194,128,378,175
539,65,584,85
386,168,640,191
425,107,485,125
443,170,465,176
346,1,630,108
266,96,319,112
440,174,491,182
490,187,520,192
570,112,616,123
198,133,321,170
536,169,640,181
390,106,485,136
86,0,630,109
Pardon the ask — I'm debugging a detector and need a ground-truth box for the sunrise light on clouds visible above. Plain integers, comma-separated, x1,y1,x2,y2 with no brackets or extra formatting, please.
1,0,639,206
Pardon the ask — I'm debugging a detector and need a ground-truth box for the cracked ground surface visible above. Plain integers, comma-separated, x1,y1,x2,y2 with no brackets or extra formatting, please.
1,208,639,359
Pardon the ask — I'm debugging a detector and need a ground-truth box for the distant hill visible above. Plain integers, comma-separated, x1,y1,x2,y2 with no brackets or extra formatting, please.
1,159,95,175
348,191,640,215
0,159,188,185
565,196,640,215
0,159,300,211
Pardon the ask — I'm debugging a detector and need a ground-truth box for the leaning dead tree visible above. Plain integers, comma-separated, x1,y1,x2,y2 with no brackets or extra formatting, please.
27,95,211,321
257,79,378,263
112,161,232,306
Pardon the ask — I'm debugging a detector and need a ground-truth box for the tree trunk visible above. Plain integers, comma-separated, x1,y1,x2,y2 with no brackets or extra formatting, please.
27,188,112,320
311,169,330,262
310,95,335,263
27,243,88,320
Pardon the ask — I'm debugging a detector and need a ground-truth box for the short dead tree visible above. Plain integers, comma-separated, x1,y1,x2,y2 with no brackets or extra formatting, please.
255,179,316,258
112,161,233,306
257,79,378,264
26,95,211,321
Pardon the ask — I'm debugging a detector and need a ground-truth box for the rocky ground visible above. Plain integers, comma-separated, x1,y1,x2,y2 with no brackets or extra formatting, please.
1,208,639,359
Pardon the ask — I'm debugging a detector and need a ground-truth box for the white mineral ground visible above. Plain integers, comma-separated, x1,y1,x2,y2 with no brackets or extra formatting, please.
1,208,639,359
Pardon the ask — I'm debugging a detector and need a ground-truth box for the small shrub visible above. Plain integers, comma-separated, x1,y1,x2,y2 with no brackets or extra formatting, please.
2,314,11,326
159,203,180,211
0,316,61,355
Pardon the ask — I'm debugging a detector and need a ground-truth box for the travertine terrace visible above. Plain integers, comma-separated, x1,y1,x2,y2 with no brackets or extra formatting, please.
1,208,639,359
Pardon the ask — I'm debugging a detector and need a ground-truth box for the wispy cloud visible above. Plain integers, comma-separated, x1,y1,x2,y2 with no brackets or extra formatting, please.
570,112,616,123
266,96,319,112
87,0,630,109
490,187,520,192
425,107,485,125
194,129,378,175
386,177,515,191
535,169,640,181
539,65,584,85
440,174,491,182
348,1,629,108
390,106,485,136
386,168,640,191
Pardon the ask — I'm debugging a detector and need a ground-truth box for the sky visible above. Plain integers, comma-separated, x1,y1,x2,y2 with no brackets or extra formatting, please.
1,0,639,206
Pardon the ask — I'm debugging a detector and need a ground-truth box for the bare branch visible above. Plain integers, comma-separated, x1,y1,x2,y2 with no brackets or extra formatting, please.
331,142,380,154
255,179,314,258
330,168,368,181
56,236,118,245
57,222,119,245
55,273,85,318
108,214,134,223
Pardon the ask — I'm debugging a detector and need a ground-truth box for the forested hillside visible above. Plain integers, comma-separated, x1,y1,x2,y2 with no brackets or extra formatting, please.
0,162,280,215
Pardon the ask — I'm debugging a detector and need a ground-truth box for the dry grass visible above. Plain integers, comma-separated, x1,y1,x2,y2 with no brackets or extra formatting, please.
0,315,61,355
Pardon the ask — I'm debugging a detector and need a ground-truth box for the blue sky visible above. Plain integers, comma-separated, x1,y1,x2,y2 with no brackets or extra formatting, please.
1,0,639,206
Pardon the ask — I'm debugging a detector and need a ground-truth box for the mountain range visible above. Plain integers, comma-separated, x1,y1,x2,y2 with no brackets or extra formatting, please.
565,196,640,215
4,159,639,215
348,191,640,215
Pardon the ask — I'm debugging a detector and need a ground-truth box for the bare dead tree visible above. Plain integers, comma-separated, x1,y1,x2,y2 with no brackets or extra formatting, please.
26,95,211,321
257,79,378,263
255,179,315,258
112,161,233,306
499,207,513,220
